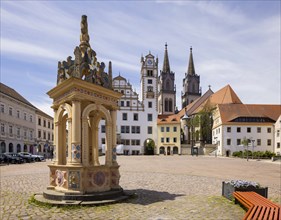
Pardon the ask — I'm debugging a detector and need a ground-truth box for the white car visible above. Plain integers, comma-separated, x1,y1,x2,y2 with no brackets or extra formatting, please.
18,152,45,162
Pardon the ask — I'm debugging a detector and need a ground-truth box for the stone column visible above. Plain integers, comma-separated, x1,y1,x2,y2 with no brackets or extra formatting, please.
53,109,59,165
66,118,72,164
105,123,112,166
82,116,89,166
93,122,100,166
71,100,81,164
110,110,117,164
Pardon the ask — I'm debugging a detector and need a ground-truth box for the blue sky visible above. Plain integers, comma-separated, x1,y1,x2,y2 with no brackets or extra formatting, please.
1,1,280,116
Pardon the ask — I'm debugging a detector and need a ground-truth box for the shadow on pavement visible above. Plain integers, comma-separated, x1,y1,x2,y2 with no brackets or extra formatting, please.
124,189,184,205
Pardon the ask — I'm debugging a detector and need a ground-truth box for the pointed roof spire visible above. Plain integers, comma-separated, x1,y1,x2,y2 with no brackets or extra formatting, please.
162,42,170,73
187,46,195,75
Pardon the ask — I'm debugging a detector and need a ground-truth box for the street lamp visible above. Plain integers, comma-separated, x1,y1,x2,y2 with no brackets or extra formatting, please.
251,139,255,160
182,112,194,155
214,136,218,157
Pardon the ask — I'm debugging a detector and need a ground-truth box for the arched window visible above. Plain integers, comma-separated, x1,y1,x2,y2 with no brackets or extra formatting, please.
165,80,170,90
169,98,173,112
9,143,13,152
1,142,6,153
164,98,169,112
17,144,21,152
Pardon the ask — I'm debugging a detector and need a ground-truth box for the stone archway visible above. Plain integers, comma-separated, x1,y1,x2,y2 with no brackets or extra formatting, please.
144,139,155,155
81,103,113,166
159,146,165,155
173,146,179,155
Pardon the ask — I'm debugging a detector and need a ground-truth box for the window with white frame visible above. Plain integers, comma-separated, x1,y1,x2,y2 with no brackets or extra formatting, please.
0,104,4,113
9,125,13,136
147,126,152,134
122,113,127,121
17,127,20,138
267,139,271,146
227,139,231,145
9,107,13,116
1,123,5,134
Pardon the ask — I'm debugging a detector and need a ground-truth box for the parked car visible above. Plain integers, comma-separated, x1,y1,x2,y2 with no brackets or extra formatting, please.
3,153,24,164
18,152,45,162
0,153,6,164
17,152,35,163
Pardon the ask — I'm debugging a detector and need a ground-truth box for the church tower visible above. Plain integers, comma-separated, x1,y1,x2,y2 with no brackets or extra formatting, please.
158,43,176,115
181,47,201,108
140,52,158,112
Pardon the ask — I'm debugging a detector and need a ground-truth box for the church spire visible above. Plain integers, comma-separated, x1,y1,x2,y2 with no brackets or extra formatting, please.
187,47,195,75
162,42,170,73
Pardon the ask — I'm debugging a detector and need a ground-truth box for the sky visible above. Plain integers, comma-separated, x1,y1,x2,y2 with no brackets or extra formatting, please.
1,1,280,117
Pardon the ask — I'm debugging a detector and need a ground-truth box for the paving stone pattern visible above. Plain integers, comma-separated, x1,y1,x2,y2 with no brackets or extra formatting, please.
1,156,280,220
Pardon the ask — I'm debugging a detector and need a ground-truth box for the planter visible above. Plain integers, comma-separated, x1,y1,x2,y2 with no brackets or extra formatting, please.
222,181,268,200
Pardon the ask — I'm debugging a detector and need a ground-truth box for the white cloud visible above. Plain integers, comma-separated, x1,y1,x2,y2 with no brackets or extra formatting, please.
1,38,65,61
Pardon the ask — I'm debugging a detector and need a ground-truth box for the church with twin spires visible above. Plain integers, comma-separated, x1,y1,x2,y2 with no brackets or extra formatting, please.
98,41,202,155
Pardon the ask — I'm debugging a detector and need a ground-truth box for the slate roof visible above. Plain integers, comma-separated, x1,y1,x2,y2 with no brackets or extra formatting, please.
0,83,36,109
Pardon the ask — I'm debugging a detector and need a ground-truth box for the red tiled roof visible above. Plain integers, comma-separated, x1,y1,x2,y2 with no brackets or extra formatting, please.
218,104,281,123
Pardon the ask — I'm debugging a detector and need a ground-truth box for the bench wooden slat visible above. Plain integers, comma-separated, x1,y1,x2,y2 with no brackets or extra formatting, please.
233,191,281,220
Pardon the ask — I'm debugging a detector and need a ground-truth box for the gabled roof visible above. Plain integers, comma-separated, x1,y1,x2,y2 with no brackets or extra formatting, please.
209,84,242,105
157,114,181,124
193,84,242,114
178,88,214,118
113,74,127,81
0,83,36,109
218,104,281,124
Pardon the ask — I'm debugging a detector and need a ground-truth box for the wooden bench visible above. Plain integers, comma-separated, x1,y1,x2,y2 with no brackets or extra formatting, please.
233,191,281,220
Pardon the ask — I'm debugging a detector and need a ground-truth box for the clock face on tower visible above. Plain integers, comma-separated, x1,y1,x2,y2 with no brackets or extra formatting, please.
147,59,152,65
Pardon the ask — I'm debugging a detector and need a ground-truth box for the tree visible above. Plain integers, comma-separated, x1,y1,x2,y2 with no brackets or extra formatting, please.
198,103,215,145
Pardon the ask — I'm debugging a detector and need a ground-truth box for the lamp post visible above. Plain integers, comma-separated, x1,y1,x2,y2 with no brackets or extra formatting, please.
182,112,193,155
251,139,255,160
214,136,218,157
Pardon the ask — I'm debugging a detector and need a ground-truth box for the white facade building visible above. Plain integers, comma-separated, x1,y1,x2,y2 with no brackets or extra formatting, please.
35,109,54,157
274,115,281,155
0,83,37,153
99,53,158,155
212,104,281,156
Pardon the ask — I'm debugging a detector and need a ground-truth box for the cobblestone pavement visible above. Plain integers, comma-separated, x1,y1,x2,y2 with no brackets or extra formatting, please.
0,156,280,220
